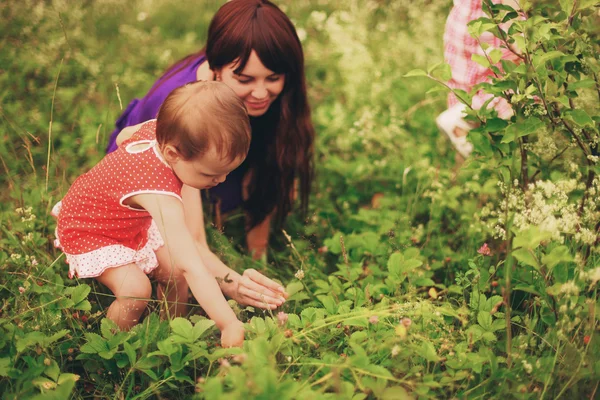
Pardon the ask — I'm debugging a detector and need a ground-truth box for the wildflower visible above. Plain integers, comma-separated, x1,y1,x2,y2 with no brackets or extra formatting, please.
18,286,25,294
401,318,412,328
391,345,400,357
318,246,328,254
521,360,533,374
478,243,492,256
294,269,305,280
31,258,38,266
277,312,289,326
11,254,22,261
368,315,379,325
284,329,293,338
586,267,600,288
219,358,231,368
583,335,591,345
559,281,579,296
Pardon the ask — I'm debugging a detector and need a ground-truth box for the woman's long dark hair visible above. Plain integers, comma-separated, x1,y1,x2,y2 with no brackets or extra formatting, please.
156,0,314,230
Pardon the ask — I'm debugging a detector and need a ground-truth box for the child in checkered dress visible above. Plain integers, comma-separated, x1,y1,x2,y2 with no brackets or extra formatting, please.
436,0,522,158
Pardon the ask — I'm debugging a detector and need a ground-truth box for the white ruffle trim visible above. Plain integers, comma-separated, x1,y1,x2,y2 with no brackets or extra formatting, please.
52,201,164,278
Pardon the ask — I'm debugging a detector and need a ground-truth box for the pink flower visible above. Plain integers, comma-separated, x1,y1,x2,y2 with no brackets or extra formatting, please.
18,286,25,294
401,318,412,328
369,315,379,325
277,312,289,326
477,243,492,256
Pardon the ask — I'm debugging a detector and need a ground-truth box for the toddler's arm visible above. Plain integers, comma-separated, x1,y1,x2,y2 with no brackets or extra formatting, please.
181,185,287,309
132,193,244,347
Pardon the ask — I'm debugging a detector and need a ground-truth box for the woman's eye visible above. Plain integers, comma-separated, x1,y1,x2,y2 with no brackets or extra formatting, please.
267,75,282,82
236,77,252,84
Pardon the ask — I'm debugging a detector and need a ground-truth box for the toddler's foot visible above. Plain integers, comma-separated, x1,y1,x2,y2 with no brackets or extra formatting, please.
436,103,474,158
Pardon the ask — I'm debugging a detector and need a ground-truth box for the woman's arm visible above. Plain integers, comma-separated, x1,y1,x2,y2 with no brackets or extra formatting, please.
181,185,287,308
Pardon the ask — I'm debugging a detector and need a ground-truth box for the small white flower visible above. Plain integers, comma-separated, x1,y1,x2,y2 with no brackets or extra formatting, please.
294,270,305,280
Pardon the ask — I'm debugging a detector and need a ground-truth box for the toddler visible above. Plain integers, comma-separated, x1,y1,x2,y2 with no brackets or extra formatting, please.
53,81,286,347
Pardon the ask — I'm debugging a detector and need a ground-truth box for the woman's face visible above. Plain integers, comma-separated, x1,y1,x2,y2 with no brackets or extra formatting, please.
216,50,285,117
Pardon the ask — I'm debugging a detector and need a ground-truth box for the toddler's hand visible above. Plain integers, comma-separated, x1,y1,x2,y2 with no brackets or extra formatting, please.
220,320,245,348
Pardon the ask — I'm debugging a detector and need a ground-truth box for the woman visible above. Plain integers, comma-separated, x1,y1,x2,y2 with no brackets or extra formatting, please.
107,0,315,259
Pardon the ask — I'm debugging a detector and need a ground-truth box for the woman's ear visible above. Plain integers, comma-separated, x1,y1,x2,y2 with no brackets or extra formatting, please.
162,144,182,164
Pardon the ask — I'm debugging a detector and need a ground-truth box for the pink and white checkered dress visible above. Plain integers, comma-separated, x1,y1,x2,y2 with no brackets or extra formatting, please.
444,0,520,119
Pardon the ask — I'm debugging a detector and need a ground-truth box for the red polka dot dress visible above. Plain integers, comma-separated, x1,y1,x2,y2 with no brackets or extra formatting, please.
52,120,183,278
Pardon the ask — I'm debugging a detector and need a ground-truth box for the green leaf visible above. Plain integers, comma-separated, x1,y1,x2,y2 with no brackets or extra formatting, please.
419,341,439,362
0,357,13,377
44,360,61,381
286,281,304,297
477,311,493,331
501,118,543,143
170,318,194,341
426,86,448,94
513,248,540,271
123,341,137,367
491,319,506,332
430,63,452,82
472,54,490,68
485,118,509,132
80,333,109,354
101,318,118,339
513,226,552,249
192,319,215,341
489,49,503,64
381,386,415,400
403,69,428,78
69,284,91,305
559,0,574,13
568,79,596,90
300,307,324,324
535,51,565,67
317,295,338,314
541,246,573,270
565,109,594,127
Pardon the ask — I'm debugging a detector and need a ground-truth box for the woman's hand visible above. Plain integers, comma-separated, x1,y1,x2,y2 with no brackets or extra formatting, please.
220,320,245,348
232,269,288,310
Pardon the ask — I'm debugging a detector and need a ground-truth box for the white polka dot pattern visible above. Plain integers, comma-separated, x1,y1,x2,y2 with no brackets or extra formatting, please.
52,120,183,278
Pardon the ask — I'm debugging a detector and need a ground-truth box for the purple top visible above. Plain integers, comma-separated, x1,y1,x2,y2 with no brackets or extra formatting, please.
107,55,246,213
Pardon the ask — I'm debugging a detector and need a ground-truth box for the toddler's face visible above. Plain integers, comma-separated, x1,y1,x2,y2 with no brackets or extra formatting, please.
171,147,244,190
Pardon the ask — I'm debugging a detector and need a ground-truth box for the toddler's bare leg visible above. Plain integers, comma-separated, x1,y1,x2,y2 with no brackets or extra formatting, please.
153,246,189,318
96,264,152,330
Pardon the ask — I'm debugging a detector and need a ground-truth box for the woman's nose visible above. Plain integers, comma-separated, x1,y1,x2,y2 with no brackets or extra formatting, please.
251,85,268,100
